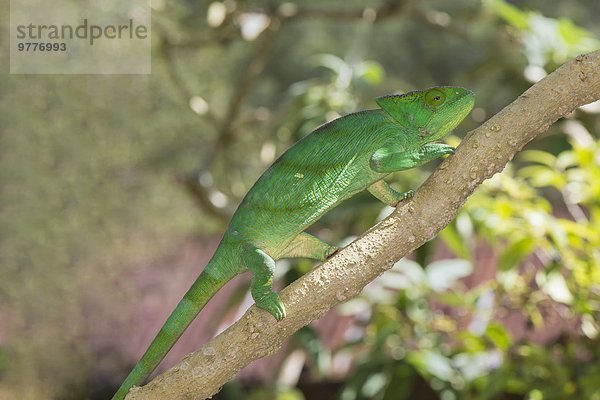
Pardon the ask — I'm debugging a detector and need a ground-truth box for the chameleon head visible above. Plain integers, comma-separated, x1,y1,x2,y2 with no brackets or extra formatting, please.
376,86,475,143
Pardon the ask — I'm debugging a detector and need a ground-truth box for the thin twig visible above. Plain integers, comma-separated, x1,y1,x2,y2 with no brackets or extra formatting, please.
200,20,282,170
157,34,220,128
156,1,414,218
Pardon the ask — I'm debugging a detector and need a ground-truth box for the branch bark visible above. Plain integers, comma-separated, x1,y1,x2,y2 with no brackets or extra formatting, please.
126,50,600,400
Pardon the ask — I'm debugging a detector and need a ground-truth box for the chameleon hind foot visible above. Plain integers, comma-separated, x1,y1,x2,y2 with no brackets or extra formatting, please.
244,245,287,321
255,292,286,321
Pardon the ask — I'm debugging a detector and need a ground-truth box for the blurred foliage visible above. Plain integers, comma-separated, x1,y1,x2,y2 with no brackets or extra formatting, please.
1,0,599,399
330,133,600,400
489,0,600,70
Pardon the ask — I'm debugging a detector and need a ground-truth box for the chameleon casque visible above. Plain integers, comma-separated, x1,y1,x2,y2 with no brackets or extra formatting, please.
112,86,475,399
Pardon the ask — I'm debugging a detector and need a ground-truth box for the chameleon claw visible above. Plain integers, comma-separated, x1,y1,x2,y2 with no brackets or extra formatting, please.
275,303,287,321
325,245,339,259
442,145,455,155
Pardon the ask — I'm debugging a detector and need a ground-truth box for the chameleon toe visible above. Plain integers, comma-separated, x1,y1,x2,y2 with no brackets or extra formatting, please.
256,292,287,321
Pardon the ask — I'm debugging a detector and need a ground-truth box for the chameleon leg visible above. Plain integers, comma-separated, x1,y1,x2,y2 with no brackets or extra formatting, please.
279,232,338,261
367,180,414,207
370,143,455,173
243,244,286,320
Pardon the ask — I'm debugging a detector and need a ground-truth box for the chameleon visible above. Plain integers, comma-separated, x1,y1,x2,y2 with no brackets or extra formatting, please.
112,86,475,399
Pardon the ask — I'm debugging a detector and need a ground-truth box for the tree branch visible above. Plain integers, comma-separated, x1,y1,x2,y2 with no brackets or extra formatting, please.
126,50,600,400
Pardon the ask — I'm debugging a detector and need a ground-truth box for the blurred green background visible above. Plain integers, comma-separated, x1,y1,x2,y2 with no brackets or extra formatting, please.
1,0,599,399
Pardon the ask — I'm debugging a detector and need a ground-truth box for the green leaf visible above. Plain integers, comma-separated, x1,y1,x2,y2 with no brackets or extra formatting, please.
277,389,306,400
391,259,427,287
426,259,473,292
407,350,455,381
453,350,503,380
540,272,573,304
439,221,471,259
520,150,557,167
458,331,487,352
356,61,385,86
486,322,512,351
438,291,472,307
556,151,578,169
518,165,562,188
558,18,597,47
312,53,346,74
361,372,389,398
489,0,529,30
498,237,537,271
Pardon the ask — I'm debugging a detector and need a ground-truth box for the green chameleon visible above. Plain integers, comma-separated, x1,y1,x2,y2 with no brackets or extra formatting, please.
112,86,475,399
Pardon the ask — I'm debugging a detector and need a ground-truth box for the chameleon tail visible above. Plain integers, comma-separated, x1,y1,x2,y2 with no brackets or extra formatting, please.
111,258,238,400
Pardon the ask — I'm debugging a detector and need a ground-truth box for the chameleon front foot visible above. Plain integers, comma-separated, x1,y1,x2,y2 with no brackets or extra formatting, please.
368,180,415,207
279,232,338,261
255,292,287,321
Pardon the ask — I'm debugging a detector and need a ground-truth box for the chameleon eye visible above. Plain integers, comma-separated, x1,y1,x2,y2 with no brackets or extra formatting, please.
424,88,446,107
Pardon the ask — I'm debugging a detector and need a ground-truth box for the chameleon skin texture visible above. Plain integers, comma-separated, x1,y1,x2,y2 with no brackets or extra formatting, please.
112,86,475,400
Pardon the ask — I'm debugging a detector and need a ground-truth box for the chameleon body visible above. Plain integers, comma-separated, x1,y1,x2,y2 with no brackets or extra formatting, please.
112,86,475,399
